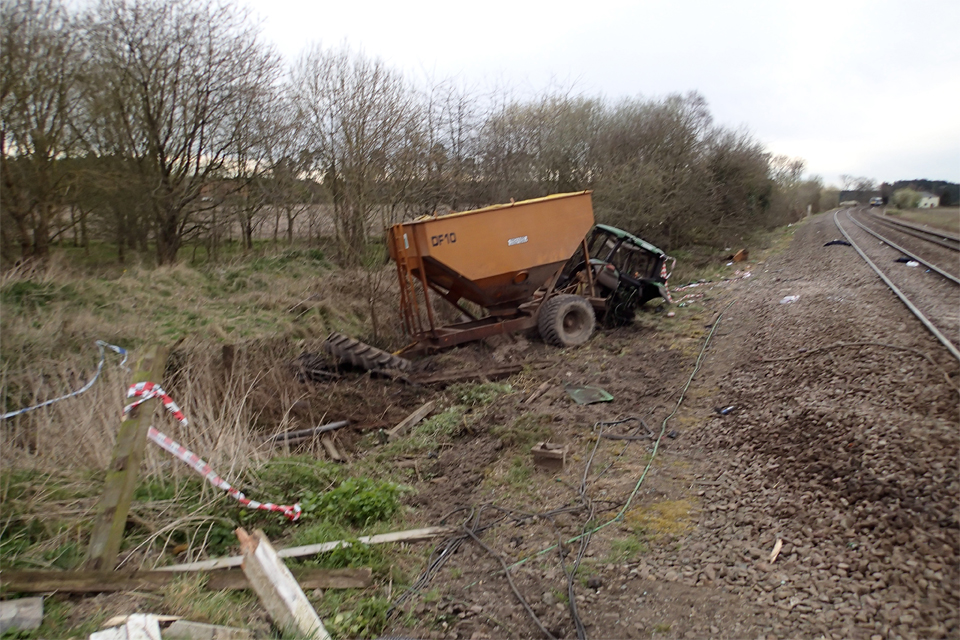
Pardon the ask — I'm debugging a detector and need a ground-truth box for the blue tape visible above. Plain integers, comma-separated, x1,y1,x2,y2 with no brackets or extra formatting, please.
1,340,128,420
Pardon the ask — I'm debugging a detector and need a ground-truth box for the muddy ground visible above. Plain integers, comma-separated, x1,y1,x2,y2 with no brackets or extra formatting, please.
342,211,958,640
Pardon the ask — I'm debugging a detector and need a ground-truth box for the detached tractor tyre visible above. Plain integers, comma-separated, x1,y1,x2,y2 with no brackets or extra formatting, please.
538,294,596,348
323,332,412,372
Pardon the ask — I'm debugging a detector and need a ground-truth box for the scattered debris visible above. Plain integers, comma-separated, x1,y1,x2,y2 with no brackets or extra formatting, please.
163,620,253,640
158,526,456,572
666,311,676,317
265,421,350,447
565,385,614,405
893,257,920,267
523,381,552,404
101,616,180,629
531,442,567,471
667,430,679,439
386,401,436,442
823,240,851,247
0,596,43,635
411,364,522,386
714,405,736,415
293,353,340,383
0,568,372,594
769,538,784,564
90,613,161,640
319,433,344,462
732,249,748,262
779,295,799,305
237,528,330,640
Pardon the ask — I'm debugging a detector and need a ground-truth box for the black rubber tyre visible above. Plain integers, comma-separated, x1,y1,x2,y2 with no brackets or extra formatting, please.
538,294,595,347
322,332,412,372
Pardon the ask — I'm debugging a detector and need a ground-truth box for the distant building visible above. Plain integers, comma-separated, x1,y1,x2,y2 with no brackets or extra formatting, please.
917,192,940,208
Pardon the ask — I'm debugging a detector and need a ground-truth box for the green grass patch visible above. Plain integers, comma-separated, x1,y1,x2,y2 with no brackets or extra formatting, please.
449,381,513,407
491,413,553,448
325,596,391,639
413,406,467,441
505,456,532,486
607,535,649,562
301,477,406,528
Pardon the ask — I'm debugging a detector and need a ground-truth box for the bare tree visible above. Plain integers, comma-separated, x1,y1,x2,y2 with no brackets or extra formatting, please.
83,0,280,264
1,0,83,260
840,175,877,192
290,45,420,265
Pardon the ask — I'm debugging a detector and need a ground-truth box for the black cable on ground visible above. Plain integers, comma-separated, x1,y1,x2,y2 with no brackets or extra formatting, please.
462,506,558,640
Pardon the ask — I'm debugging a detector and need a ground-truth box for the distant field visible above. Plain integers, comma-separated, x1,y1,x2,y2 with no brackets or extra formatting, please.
887,207,960,234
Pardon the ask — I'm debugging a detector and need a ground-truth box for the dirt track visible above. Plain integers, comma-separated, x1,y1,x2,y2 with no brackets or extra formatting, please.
382,211,959,640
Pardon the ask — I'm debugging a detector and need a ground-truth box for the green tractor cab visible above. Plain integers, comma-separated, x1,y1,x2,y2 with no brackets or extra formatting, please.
558,224,673,325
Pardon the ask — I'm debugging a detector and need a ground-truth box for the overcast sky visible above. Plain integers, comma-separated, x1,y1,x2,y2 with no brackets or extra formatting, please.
243,0,959,188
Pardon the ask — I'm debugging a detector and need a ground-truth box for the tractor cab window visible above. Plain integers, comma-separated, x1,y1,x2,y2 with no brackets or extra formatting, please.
610,242,659,281
587,229,620,263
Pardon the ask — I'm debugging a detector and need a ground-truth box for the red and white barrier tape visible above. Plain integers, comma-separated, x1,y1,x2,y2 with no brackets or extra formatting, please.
125,381,187,425
125,382,301,522
659,259,675,304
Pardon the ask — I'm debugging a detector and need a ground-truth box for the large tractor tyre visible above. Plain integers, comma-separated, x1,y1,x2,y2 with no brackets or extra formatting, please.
323,332,412,372
538,294,596,348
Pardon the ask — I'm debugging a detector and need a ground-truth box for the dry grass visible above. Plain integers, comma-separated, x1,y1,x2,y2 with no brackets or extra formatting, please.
625,498,698,539
0,245,414,580
886,207,960,234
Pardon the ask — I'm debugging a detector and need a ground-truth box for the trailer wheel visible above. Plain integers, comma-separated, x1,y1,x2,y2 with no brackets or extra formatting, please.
538,295,595,347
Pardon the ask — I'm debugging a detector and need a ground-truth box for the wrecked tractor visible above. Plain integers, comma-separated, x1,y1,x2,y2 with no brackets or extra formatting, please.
325,191,673,368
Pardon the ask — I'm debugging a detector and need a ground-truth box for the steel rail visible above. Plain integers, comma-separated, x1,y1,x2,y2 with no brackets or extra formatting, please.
867,211,960,249
848,210,960,285
865,211,960,252
835,210,960,362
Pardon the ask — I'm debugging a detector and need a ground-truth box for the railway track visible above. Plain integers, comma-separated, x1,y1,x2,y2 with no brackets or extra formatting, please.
865,210,960,252
834,207,960,361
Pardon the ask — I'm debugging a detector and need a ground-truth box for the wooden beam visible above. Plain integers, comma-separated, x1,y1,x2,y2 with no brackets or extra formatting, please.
265,421,350,445
85,345,170,572
237,528,330,640
319,433,344,462
523,381,551,404
385,401,435,442
0,568,372,594
158,526,456,572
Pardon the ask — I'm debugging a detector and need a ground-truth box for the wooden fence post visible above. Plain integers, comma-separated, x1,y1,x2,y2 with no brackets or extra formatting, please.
84,344,170,572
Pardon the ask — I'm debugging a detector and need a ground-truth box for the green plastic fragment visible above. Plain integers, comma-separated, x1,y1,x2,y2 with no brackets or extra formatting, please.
565,385,614,405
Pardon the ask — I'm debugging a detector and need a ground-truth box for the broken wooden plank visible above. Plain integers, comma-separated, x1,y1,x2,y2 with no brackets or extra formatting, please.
410,364,521,386
319,433,344,462
0,596,43,635
85,345,171,572
523,381,551,404
385,401,435,442
158,526,456,572
90,614,162,640
265,421,349,445
237,528,330,640
0,568,372,594
769,538,783,564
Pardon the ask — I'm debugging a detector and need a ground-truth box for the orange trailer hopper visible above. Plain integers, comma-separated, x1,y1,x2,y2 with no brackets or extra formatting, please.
388,191,594,313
